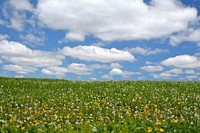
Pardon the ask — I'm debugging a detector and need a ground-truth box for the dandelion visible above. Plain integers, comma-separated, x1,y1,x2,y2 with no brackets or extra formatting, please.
160,128,164,132
171,119,178,123
136,93,141,98
156,121,162,125
148,127,153,132
21,127,26,130
178,102,185,105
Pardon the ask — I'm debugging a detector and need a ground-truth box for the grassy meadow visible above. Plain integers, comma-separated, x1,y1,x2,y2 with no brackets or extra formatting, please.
0,77,199,132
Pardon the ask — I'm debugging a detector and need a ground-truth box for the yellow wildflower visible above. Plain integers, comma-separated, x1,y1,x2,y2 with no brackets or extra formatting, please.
156,121,162,125
178,102,185,105
148,127,153,132
171,119,178,123
160,128,164,132
144,104,149,108
136,93,141,98
21,127,26,130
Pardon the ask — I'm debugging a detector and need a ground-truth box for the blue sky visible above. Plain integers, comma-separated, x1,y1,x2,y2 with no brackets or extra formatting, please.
0,0,200,80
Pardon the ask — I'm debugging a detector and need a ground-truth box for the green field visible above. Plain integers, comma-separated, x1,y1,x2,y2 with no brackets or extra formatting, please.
0,77,199,132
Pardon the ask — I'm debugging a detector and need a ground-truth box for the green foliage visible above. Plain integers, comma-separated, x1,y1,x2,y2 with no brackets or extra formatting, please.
0,77,199,132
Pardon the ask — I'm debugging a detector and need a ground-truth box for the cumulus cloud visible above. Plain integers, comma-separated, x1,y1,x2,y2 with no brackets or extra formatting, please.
42,63,131,78
1,0,34,31
20,33,46,46
37,0,197,41
185,75,198,80
152,72,178,79
161,54,200,69
64,32,85,42
68,63,93,75
184,69,195,74
9,0,33,11
140,65,164,72
0,40,63,67
152,68,199,79
109,68,140,78
126,47,167,56
109,68,123,75
145,61,154,65
109,63,123,68
2,64,37,74
88,63,123,70
41,66,68,78
88,64,109,69
168,68,183,74
42,63,93,78
170,29,200,46
60,45,135,63
101,74,113,80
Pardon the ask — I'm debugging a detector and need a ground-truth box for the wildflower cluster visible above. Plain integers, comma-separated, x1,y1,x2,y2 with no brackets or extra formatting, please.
0,77,199,132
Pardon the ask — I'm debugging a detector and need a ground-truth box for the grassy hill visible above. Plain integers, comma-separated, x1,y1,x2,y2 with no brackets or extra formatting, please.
0,77,199,132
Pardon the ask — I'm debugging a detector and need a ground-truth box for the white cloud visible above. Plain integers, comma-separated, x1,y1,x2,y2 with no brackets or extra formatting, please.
161,54,200,69
42,63,93,77
15,75,25,78
64,32,85,42
91,42,105,47
2,64,37,74
68,63,92,75
109,68,140,78
7,12,25,31
101,74,113,80
20,33,45,46
152,68,199,79
170,29,200,46
109,63,123,68
126,47,167,56
140,65,164,72
168,68,183,74
88,63,123,70
0,34,9,41
37,0,197,41
60,45,135,63
152,72,178,79
0,40,63,67
0,40,32,56
2,0,34,31
185,75,198,79
0,59,3,63
145,61,154,65
109,68,123,75
184,69,195,74
9,0,33,11
41,66,67,78
90,77,97,81
88,64,109,69
35,64,133,79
